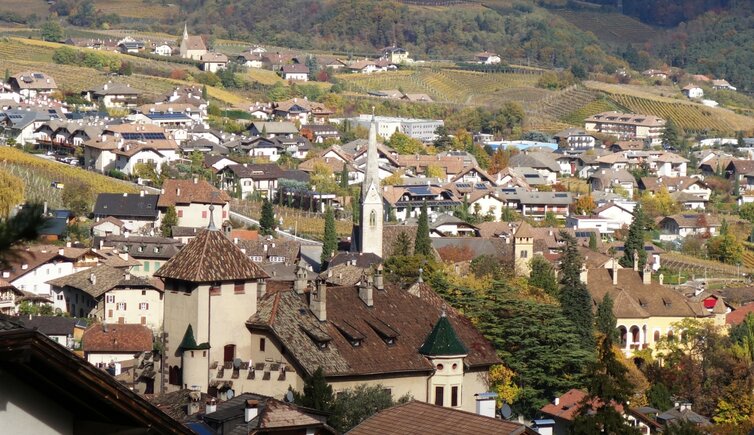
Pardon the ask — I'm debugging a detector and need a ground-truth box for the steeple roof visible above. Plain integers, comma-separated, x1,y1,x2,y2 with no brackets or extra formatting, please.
154,229,268,282
419,312,468,357
178,324,210,350
362,113,380,199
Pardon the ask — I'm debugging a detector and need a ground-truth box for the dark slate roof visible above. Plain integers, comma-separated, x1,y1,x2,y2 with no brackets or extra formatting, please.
329,252,382,268
0,313,24,330
97,235,183,260
280,169,310,183
154,229,268,282
94,193,160,219
14,315,87,336
418,313,468,356
247,283,500,378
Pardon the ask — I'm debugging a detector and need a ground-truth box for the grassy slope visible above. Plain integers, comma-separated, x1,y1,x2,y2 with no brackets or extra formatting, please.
552,10,664,45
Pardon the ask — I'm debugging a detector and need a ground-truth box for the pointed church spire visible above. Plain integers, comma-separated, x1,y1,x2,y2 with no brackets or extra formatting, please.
363,108,379,199
183,23,188,40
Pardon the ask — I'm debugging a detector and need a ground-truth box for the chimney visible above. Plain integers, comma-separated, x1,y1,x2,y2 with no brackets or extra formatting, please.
554,397,560,406
294,267,307,295
310,279,327,321
375,264,384,291
124,272,131,281
474,393,497,418
612,265,618,286
244,400,260,423
258,278,267,295
580,263,588,284
659,273,664,286
176,188,181,196
2,271,9,278
140,190,145,197
642,263,651,285
193,177,198,184
633,254,639,272
205,398,217,414
21,264,28,270
58,248,65,256
43,201,48,215
358,273,373,307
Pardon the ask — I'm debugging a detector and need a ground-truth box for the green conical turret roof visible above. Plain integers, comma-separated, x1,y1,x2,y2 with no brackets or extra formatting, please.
179,324,210,350
419,312,468,357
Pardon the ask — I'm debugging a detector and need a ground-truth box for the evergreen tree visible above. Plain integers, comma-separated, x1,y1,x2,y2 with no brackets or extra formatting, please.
646,383,673,411
201,85,208,101
160,206,178,237
620,203,647,270
529,255,558,296
259,200,276,236
339,164,349,190
589,232,598,251
393,231,412,256
571,294,638,434
558,231,595,350
596,294,618,344
321,207,337,267
414,202,432,257
662,118,682,150
41,18,63,42
292,367,334,413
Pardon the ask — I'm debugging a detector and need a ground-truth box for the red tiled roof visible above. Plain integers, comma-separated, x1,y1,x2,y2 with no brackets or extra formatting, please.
82,323,153,353
158,179,231,207
540,389,624,422
349,400,530,435
727,303,754,325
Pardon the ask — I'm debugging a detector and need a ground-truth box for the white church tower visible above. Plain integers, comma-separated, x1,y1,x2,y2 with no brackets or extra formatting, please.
358,114,383,257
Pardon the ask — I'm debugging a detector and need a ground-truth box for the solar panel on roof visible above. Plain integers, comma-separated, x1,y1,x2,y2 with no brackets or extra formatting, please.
475,183,487,189
33,73,44,79
456,183,471,188
122,132,141,140
555,193,568,197
407,186,433,196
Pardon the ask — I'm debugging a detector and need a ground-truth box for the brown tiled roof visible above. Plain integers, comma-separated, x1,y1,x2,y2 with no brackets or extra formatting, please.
660,213,721,228
0,245,91,281
587,268,707,318
48,265,156,298
396,155,465,175
298,156,352,173
154,229,268,282
515,221,536,238
183,35,206,51
640,176,706,192
258,399,328,430
382,225,417,258
236,238,301,263
349,400,531,435
540,389,623,422
158,179,231,207
247,283,500,378
727,303,754,325
82,323,153,353
200,52,228,63
476,221,518,238
585,111,665,127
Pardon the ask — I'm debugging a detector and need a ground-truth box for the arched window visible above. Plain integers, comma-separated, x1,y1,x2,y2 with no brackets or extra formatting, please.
370,210,376,226
618,326,627,347
653,330,660,342
668,330,674,341
630,326,640,345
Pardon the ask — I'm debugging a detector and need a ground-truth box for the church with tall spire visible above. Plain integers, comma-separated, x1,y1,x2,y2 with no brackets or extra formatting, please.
179,23,207,60
354,113,384,257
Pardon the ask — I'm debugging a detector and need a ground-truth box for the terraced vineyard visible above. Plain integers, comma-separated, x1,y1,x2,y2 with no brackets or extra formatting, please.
95,0,179,19
553,10,664,45
337,69,542,105
0,37,55,62
609,94,754,134
662,252,754,279
528,86,596,120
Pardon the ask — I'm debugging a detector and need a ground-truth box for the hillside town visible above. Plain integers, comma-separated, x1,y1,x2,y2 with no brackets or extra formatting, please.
2,5,754,434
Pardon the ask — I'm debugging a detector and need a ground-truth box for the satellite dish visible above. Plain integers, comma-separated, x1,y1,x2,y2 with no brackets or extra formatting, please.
284,390,294,403
500,403,513,420
233,358,242,369
226,389,235,399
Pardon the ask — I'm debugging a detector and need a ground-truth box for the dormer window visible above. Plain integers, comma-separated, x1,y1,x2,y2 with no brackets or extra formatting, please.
334,321,365,348
302,325,332,349
367,319,399,346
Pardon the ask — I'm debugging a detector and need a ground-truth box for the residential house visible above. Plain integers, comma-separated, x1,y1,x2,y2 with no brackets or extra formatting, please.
725,159,754,182
280,64,309,81
83,124,180,175
396,155,466,181
501,189,572,220
200,52,228,73
0,279,24,315
83,82,141,108
0,316,192,434
13,315,87,349
93,192,160,234
97,235,183,277
656,152,688,177
350,400,533,435
553,128,596,150
475,51,501,64
658,214,721,241
508,152,561,183
153,43,174,56
236,52,264,68
248,121,298,138
0,246,101,307
48,265,163,329
682,85,704,99
639,177,711,209
589,169,636,198
158,178,231,228
272,98,334,124
179,25,207,60
117,38,145,53
82,323,153,365
236,237,301,265
220,163,284,200
301,124,340,144
642,69,668,79
539,389,656,435
381,46,410,64
594,202,635,233
383,185,461,222
154,227,269,394
237,136,286,162
610,140,646,152
712,79,736,91
587,265,711,356
0,108,51,145
584,112,666,146
428,214,480,237
91,216,126,237
8,71,58,98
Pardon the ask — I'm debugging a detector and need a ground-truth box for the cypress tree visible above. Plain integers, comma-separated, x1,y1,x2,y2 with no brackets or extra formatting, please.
571,294,638,434
321,207,337,267
414,202,432,257
558,231,595,350
201,85,208,100
259,200,276,236
589,232,598,251
620,203,647,270
339,164,349,190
